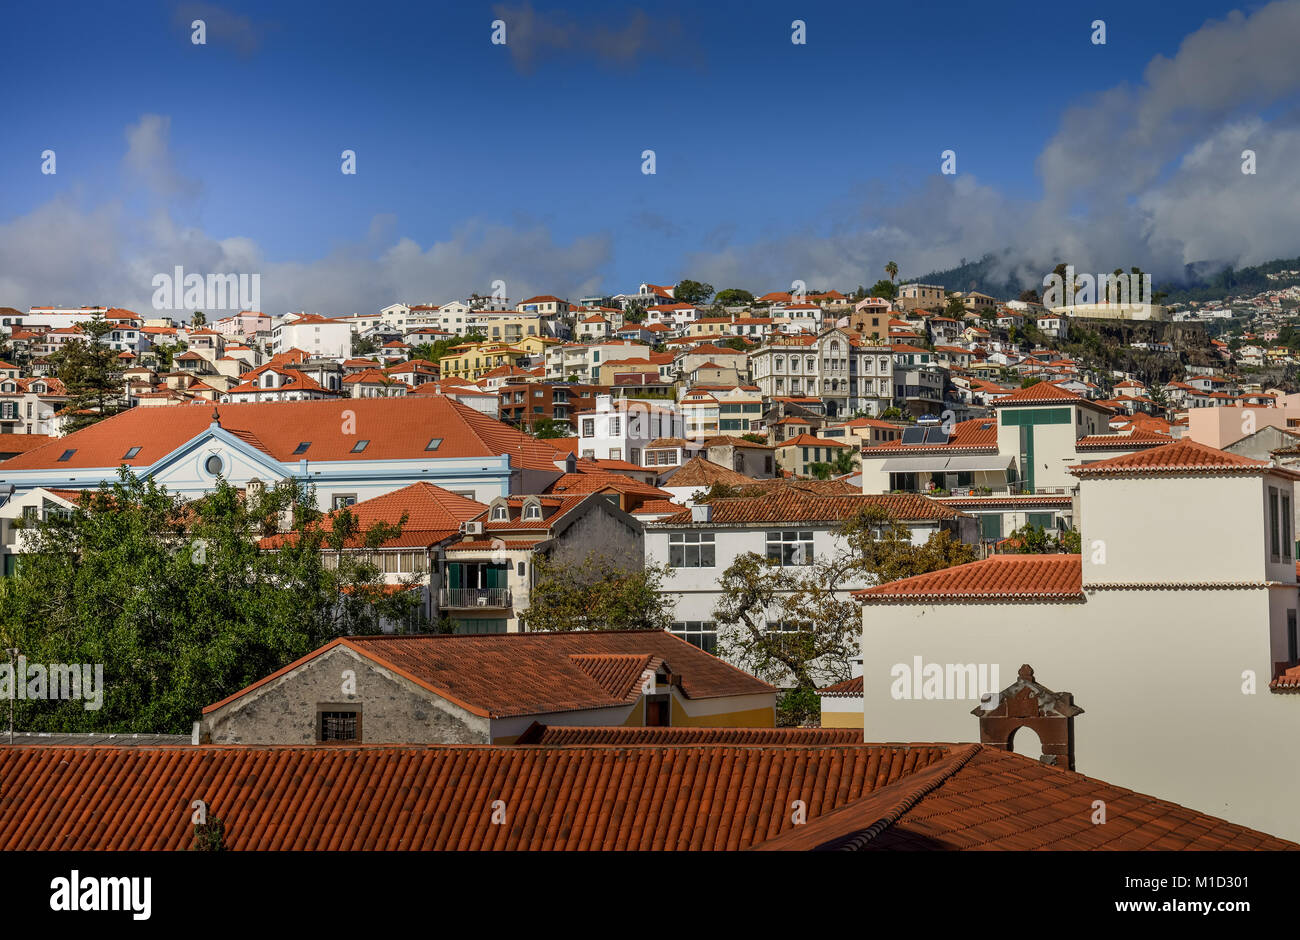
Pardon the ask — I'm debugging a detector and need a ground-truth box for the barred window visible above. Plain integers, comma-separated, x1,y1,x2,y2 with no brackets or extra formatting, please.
318,709,359,742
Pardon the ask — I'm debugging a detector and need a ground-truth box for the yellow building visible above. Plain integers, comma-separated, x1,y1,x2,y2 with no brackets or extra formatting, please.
439,342,530,380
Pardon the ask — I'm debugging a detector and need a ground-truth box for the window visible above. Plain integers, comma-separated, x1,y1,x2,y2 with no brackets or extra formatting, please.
491,505,509,521
204,455,223,475
1270,486,1281,562
318,708,360,743
582,418,595,437
425,437,442,451
351,439,370,453
980,513,1003,540
1289,610,1298,667
766,530,814,566
332,495,357,510
668,532,715,568
293,441,311,455
609,417,621,437
523,502,542,521
1027,512,1054,531
123,446,142,459
672,621,717,654
1285,494,1293,562
57,449,76,462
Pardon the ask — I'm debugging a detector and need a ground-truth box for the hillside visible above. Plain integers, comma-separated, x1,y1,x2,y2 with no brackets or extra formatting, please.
912,254,1300,306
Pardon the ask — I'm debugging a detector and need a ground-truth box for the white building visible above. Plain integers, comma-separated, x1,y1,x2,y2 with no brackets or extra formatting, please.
576,394,682,464
644,493,973,658
855,437,1300,841
272,314,353,359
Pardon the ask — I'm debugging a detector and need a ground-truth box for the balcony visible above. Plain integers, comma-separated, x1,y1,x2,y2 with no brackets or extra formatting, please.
439,587,512,609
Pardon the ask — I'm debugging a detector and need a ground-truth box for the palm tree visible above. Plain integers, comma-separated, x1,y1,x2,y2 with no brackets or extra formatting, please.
885,261,899,284
192,311,206,327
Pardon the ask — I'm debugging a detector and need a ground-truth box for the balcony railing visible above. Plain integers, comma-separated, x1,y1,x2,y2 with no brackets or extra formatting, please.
439,588,512,609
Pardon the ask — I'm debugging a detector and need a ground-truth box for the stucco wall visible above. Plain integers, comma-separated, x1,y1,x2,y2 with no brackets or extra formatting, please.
859,587,1300,840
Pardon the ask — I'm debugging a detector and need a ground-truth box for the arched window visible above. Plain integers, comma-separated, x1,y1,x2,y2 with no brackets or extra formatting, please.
491,504,509,521
523,502,542,521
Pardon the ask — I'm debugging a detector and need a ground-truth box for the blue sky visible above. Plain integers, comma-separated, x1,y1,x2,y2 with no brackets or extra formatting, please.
1,0,1298,312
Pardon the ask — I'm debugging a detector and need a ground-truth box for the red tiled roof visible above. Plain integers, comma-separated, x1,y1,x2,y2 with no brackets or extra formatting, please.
780,433,851,448
993,382,1103,407
653,493,966,526
630,498,682,515
0,740,1287,850
817,676,863,698
1074,430,1175,450
205,631,775,719
754,743,1296,851
661,456,755,488
1270,662,1300,693
856,554,1083,602
261,482,485,549
864,417,999,453
1070,438,1292,478
0,397,564,472
513,725,865,745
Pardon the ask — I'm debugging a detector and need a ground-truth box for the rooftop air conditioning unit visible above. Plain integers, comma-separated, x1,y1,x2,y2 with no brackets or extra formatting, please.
461,521,484,536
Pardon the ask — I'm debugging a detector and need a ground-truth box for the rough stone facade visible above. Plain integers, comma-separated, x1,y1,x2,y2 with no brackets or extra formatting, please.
201,645,490,745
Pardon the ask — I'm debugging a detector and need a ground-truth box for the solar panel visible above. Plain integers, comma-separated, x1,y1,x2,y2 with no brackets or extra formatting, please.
924,427,951,444
901,427,926,445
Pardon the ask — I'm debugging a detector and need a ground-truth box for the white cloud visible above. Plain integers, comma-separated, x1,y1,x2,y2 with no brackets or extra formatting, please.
0,116,612,315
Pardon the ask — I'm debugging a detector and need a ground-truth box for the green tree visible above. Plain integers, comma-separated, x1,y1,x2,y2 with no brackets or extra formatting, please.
714,288,754,307
0,472,422,734
521,551,674,632
674,280,715,306
870,279,898,302
713,506,976,722
191,311,206,327
1005,522,1078,554
531,417,570,439
885,260,899,284
51,315,126,432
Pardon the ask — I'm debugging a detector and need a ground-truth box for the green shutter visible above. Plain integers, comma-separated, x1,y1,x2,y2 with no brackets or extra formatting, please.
980,514,1002,539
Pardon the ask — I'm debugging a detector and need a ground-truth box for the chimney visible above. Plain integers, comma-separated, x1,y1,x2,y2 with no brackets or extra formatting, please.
564,452,576,473
971,664,1084,770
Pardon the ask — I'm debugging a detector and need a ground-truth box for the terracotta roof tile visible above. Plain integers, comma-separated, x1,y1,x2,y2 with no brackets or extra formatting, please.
857,554,1083,601
0,741,1286,850
513,725,865,745
206,631,773,720
653,492,965,526
864,418,998,453
753,744,1297,851
661,456,755,487
0,397,563,472
817,676,863,697
1070,438,1291,477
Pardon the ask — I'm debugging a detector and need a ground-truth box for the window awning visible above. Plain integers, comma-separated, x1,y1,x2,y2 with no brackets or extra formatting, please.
878,454,1012,473
944,455,1014,472
879,456,953,473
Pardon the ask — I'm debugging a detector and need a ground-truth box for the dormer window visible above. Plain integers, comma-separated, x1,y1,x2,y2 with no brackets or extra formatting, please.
491,504,509,521
523,502,542,521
